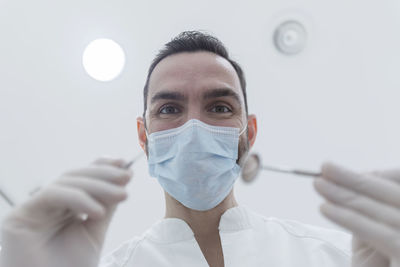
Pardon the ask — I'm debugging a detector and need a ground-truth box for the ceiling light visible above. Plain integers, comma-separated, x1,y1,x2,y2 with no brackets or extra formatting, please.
82,38,125,82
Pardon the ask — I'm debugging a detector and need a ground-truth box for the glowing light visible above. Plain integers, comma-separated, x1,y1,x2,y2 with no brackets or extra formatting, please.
82,39,125,81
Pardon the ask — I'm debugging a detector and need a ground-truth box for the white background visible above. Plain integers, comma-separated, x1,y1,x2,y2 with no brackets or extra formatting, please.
0,0,399,255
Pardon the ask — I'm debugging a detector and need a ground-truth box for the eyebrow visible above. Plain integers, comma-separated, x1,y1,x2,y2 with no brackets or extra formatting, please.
203,88,241,104
150,88,241,104
150,91,186,104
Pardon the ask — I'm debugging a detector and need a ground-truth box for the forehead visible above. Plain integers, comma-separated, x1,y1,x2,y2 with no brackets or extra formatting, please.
147,51,242,100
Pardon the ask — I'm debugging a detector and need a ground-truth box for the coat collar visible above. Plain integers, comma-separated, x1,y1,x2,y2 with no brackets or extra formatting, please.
144,206,263,243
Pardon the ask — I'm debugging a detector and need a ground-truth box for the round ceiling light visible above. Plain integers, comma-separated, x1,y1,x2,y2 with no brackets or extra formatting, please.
82,38,126,82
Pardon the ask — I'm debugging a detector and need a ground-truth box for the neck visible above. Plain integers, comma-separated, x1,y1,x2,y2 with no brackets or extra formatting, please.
164,189,238,237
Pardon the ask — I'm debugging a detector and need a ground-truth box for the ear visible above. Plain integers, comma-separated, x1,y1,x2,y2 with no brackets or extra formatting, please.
137,117,147,152
246,114,257,148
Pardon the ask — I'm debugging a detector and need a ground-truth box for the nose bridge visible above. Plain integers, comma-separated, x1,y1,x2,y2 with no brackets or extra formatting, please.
185,100,202,122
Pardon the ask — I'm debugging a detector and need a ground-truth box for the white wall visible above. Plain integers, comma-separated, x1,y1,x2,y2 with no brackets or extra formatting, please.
1,0,399,256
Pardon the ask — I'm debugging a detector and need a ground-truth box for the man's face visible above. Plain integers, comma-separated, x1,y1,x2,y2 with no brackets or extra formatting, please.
139,51,253,165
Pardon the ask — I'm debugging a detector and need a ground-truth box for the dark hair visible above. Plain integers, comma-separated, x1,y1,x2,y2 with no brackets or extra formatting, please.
142,30,248,118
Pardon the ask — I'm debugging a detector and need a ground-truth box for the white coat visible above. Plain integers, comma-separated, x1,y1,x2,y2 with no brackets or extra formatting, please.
100,206,351,267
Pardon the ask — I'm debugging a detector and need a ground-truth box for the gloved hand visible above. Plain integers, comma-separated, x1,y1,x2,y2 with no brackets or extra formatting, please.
0,157,132,267
314,163,400,267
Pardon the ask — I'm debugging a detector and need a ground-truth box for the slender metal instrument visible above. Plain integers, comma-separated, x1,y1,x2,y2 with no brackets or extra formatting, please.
241,153,321,183
123,152,144,169
0,188,15,207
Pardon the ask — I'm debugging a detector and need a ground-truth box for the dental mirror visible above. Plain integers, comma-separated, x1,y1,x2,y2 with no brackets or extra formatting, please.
241,153,321,183
241,153,262,183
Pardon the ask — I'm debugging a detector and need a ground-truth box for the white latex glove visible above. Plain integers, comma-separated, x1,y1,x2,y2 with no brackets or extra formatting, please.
314,163,400,267
0,157,132,267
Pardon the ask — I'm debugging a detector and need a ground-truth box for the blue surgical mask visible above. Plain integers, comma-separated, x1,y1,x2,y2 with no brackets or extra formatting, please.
147,119,247,211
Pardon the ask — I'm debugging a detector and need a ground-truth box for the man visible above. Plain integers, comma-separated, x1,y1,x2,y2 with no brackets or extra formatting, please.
1,31,400,267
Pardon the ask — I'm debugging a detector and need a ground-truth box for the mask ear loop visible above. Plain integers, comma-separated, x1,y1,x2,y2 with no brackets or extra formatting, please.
239,124,247,136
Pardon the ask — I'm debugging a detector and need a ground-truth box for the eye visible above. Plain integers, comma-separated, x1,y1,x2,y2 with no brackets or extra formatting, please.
210,105,232,113
159,105,180,114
